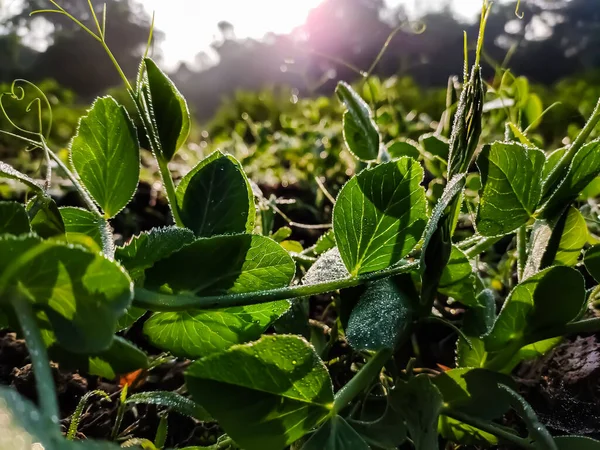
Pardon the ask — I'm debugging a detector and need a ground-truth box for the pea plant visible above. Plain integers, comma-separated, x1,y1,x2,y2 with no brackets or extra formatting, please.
2,1,600,449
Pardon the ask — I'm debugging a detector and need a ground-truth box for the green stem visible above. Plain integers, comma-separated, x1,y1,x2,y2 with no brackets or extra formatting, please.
11,298,60,426
332,349,392,416
131,92,184,227
464,236,501,258
133,261,419,312
517,225,527,282
47,147,101,216
156,154,184,227
542,95,600,199
442,408,535,449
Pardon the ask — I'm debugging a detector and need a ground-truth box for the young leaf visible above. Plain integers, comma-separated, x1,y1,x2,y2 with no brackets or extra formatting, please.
433,368,515,420
387,140,420,160
302,248,349,286
391,375,444,450
27,195,65,238
115,226,196,284
0,201,30,235
146,234,295,295
438,246,477,306
0,161,44,194
336,81,380,161
333,158,427,275
346,277,414,351
60,207,107,250
185,335,334,450
420,133,449,178
301,415,370,450
126,391,212,422
175,151,255,237
0,235,133,354
543,140,600,218
144,58,191,161
540,206,587,267
476,142,545,236
313,230,336,255
143,301,290,359
485,266,585,352
71,96,140,218
584,245,600,283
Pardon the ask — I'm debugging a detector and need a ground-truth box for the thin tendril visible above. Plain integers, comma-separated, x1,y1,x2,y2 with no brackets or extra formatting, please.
515,0,524,19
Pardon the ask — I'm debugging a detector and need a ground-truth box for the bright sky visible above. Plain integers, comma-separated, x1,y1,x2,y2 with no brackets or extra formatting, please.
141,0,488,69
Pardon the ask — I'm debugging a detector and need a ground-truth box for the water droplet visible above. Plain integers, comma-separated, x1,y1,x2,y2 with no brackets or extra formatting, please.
291,360,297,365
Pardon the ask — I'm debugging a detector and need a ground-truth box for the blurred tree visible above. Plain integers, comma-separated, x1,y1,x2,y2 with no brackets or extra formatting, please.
1,0,159,97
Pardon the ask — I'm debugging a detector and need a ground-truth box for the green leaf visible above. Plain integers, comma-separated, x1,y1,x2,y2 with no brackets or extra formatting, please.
0,201,30,235
185,335,334,450
585,245,600,283
0,235,133,353
144,58,191,161
420,133,449,178
391,375,443,450
301,415,370,450
433,368,514,420
27,195,65,238
544,140,600,218
541,206,587,267
438,415,498,447
126,391,212,422
0,161,44,194
542,148,566,180
43,330,148,380
176,151,255,237
144,301,290,359
60,207,106,250
485,266,585,353
271,226,292,242
346,277,414,351
387,140,420,160
347,403,407,448
333,158,427,275
336,81,380,161
313,230,336,255
554,436,600,449
476,142,545,236
115,227,196,284
438,246,476,306
71,96,140,218
146,234,295,295
456,290,495,368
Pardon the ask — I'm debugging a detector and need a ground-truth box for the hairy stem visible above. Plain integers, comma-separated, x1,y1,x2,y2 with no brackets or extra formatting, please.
133,261,419,311
12,298,60,426
442,408,535,449
47,147,101,216
464,236,501,258
332,348,392,416
517,225,527,282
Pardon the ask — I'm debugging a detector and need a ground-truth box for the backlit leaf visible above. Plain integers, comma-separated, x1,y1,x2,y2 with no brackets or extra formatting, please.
333,158,427,275
144,58,191,161
146,234,295,295
0,235,133,353
71,96,139,218
60,207,106,250
144,301,290,359
336,81,380,161
186,335,334,450
476,142,545,236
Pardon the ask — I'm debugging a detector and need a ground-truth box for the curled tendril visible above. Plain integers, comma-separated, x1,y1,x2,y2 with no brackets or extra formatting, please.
515,0,524,19
0,79,53,139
